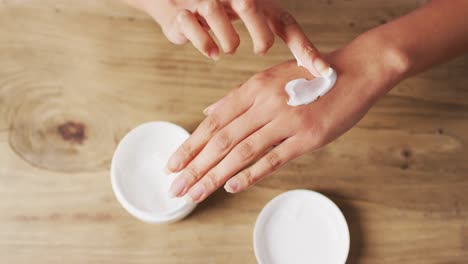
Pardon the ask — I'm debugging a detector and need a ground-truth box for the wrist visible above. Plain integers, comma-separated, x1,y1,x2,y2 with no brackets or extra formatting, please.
329,28,411,99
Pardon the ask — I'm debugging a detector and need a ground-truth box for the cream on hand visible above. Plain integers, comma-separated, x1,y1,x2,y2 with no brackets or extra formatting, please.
286,54,338,107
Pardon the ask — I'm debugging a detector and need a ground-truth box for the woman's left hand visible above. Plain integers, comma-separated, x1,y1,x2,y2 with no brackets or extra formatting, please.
166,37,408,203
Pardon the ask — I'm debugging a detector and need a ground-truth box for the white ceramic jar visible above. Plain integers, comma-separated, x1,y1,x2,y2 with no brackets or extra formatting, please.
111,121,196,223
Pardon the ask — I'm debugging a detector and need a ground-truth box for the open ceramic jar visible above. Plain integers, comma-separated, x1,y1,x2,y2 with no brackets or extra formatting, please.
111,121,196,223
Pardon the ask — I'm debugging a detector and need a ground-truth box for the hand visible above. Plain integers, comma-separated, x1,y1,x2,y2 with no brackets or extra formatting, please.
123,0,329,76
166,33,409,203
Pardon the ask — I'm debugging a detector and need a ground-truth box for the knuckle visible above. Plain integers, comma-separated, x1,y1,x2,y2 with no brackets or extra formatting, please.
179,142,193,159
199,0,219,16
234,0,256,12
202,114,221,134
304,124,326,149
242,169,255,186
212,132,232,151
278,11,297,27
250,71,269,84
176,9,192,24
204,171,219,188
264,151,282,171
237,140,255,160
184,165,200,182
225,84,242,100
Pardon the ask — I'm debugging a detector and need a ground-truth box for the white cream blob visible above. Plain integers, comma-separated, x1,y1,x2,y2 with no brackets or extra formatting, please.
285,68,337,106
254,190,350,264
292,52,307,69
286,53,338,106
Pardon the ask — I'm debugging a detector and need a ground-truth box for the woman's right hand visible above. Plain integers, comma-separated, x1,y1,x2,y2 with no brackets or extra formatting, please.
122,0,329,77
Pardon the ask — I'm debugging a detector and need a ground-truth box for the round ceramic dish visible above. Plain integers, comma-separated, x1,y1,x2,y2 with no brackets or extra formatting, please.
111,121,196,223
254,190,350,264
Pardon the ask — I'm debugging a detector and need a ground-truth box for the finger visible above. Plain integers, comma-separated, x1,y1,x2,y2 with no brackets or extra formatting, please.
231,0,275,55
177,9,220,59
198,0,240,54
224,5,239,20
167,88,252,173
195,14,210,30
224,135,304,193
203,84,242,115
163,22,189,45
203,96,227,116
185,119,290,203
170,106,270,197
137,2,189,45
267,9,329,77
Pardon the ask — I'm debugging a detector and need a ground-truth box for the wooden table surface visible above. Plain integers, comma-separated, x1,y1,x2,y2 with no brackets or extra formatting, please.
1,0,467,263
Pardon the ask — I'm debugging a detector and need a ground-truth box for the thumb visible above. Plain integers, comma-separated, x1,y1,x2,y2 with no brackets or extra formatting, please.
203,83,243,115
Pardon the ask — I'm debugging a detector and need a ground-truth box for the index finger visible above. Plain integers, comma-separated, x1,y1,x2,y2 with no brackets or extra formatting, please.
267,9,330,77
166,88,252,173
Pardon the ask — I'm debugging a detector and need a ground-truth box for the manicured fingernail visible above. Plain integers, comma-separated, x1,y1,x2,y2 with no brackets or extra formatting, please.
183,194,195,204
188,183,205,202
170,177,187,198
224,178,239,193
203,106,211,116
163,166,172,176
167,155,181,172
203,103,216,116
254,47,267,56
210,47,219,61
313,58,330,77
203,97,225,116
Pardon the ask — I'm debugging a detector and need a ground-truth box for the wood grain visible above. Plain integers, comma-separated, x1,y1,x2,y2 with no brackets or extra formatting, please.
0,0,467,263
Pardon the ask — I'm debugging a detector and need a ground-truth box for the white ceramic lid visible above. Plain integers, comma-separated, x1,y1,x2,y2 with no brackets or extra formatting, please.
254,190,350,264
111,121,196,223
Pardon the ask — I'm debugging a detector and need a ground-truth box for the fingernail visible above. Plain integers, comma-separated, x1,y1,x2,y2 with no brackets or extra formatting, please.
210,47,219,61
313,58,330,77
203,103,216,116
167,155,181,172
163,166,172,176
254,47,267,56
188,183,205,203
203,106,211,116
169,177,187,198
183,194,195,204
224,178,239,193
203,97,225,116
